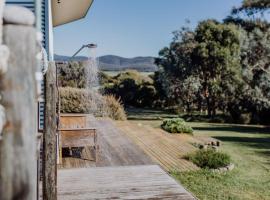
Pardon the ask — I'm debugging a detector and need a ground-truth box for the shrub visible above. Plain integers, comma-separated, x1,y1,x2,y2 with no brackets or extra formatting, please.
102,70,157,107
99,71,113,85
186,149,231,169
59,87,126,120
59,87,105,114
161,118,193,134
57,61,87,88
103,95,127,120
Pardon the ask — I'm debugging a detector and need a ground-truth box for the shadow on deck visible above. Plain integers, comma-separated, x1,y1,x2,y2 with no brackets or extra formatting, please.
57,118,196,200
58,118,153,169
58,165,196,200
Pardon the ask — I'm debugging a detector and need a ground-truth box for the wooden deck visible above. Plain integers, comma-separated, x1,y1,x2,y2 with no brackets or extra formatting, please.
57,118,197,199
115,121,199,172
58,165,196,200
58,119,153,169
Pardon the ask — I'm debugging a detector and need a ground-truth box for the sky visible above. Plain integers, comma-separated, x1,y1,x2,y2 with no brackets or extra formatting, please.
54,0,244,58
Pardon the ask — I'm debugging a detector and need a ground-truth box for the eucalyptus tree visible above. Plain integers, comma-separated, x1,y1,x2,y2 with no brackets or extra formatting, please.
191,20,243,116
232,0,270,16
155,27,201,112
225,0,270,123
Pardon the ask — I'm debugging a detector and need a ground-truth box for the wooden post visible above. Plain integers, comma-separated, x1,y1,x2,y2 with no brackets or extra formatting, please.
43,62,57,200
0,25,37,200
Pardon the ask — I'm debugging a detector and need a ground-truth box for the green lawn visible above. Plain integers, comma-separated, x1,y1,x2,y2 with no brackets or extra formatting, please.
173,122,270,200
128,109,270,200
102,71,154,77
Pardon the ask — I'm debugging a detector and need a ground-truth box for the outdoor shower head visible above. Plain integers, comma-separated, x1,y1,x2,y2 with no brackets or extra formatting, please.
85,43,97,49
71,43,98,59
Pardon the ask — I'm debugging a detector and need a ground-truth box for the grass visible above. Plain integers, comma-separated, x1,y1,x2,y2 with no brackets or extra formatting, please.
185,149,231,169
102,70,154,77
127,107,178,120
127,109,270,200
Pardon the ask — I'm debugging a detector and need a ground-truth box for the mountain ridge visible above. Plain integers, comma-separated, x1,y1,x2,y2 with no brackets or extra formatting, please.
54,54,158,72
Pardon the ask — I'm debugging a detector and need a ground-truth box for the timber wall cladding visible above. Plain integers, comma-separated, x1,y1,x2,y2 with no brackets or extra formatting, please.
0,4,38,200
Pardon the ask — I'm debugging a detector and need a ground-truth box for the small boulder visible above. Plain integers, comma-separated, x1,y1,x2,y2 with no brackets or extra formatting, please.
4,6,35,26
227,163,235,171
212,146,219,151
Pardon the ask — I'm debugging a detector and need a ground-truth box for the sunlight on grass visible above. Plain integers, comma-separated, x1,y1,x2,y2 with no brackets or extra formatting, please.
130,118,270,200
176,123,270,200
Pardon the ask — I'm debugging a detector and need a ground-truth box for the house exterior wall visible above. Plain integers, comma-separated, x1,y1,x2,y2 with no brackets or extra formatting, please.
6,0,54,131
6,0,54,59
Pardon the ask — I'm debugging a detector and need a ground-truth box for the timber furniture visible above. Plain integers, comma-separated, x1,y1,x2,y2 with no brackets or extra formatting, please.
58,114,98,164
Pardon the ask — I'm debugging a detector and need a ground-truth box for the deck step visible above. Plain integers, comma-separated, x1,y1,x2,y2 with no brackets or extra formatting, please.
58,165,196,200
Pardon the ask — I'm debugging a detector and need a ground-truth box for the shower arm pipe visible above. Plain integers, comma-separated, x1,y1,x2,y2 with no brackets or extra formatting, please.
71,45,85,59
71,44,97,59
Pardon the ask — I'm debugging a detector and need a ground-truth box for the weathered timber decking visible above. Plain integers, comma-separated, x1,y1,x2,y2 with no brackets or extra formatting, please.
115,121,199,172
58,165,196,200
57,119,197,199
58,119,153,168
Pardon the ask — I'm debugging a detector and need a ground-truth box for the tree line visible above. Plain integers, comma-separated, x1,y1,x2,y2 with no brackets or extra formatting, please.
152,0,270,124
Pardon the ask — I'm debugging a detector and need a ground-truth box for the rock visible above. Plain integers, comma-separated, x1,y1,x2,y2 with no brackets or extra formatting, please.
212,169,219,173
203,145,209,150
0,45,9,74
227,163,235,171
3,5,35,26
212,146,219,151
219,167,227,172
0,104,6,138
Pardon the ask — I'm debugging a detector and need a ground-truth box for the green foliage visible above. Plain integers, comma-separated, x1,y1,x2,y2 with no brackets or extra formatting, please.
57,61,87,88
103,70,157,107
155,3,270,124
192,20,243,117
226,4,270,124
186,149,231,169
57,61,110,88
171,121,270,200
156,21,243,117
232,0,270,15
161,118,193,134
99,71,114,85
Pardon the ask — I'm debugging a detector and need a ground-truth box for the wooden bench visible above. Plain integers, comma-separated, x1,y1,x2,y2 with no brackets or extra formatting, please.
58,128,97,164
58,114,98,164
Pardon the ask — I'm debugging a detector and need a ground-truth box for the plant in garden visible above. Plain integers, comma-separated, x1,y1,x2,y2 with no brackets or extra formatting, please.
102,70,157,107
59,87,126,120
161,118,193,134
186,149,231,169
103,95,127,120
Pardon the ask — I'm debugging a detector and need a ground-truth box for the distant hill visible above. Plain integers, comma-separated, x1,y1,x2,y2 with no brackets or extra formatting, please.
54,54,158,72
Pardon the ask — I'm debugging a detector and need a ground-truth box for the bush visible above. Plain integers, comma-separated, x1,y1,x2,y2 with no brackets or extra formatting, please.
103,95,127,120
57,61,87,88
59,87,104,114
102,70,157,108
99,71,113,85
161,118,193,134
186,149,231,169
59,87,126,120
